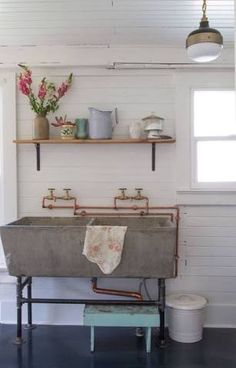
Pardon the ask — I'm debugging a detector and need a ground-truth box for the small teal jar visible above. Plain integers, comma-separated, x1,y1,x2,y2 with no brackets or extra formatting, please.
75,118,88,139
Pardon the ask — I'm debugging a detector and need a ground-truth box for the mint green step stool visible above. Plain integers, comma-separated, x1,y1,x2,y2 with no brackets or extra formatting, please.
83,305,160,353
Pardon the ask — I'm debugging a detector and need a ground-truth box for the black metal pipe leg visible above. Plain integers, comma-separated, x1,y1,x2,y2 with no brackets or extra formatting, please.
159,309,165,343
158,278,166,348
24,277,36,330
14,277,25,345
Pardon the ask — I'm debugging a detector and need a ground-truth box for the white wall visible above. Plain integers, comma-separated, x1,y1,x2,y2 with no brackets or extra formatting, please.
17,68,176,212
0,49,235,327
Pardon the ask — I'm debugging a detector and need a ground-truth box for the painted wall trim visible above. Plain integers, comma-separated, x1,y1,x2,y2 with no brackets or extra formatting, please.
0,73,17,268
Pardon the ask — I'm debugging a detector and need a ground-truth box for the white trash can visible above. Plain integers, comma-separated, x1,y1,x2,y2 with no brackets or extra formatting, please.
166,294,207,343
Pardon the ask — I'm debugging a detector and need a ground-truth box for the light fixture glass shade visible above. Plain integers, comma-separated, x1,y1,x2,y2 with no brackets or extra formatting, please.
187,42,223,62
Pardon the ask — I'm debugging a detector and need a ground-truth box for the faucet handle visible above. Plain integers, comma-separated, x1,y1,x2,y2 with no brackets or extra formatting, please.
119,187,127,192
48,188,55,196
118,187,127,198
117,188,129,200
63,188,71,199
45,188,56,201
135,188,143,198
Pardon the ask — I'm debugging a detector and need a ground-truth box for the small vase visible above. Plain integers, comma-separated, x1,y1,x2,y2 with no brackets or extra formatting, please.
129,122,142,139
33,115,49,140
75,118,88,139
60,124,75,139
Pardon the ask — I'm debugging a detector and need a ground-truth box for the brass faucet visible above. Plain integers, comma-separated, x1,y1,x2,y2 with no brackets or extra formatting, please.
117,188,130,200
114,188,130,208
45,188,56,201
62,188,74,200
42,188,56,208
132,188,145,200
54,188,75,201
131,188,149,213
42,187,78,212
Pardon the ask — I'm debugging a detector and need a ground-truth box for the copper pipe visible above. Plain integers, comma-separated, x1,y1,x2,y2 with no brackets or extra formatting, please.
91,278,143,300
43,197,78,213
75,211,148,217
114,197,131,209
42,197,56,208
74,210,174,220
114,197,149,213
76,205,148,210
129,197,149,214
149,206,171,209
174,207,180,277
45,204,75,210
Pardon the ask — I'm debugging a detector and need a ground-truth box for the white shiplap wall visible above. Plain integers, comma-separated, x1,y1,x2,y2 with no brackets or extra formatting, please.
17,69,177,215
1,67,236,327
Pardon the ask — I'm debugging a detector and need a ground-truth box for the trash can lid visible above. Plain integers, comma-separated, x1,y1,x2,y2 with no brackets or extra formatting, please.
166,294,207,310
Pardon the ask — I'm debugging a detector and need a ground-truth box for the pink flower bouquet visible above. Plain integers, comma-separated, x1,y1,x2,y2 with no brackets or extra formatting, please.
17,65,72,117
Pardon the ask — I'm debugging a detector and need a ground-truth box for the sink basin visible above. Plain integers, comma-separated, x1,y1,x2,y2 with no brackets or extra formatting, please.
0,216,177,278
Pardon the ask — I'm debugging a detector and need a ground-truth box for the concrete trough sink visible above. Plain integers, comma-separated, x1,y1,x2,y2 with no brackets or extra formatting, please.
0,216,177,278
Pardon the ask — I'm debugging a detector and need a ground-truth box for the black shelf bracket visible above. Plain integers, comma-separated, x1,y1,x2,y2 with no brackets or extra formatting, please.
34,143,40,171
33,142,157,172
152,143,156,171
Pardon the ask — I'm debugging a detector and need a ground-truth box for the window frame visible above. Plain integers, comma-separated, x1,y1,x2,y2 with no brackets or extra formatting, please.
191,88,236,189
175,70,235,199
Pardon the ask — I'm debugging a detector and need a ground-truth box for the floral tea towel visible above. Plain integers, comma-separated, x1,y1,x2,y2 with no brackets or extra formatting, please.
83,226,127,274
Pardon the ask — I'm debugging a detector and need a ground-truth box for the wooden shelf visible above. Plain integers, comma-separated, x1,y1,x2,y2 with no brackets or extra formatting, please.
13,137,176,171
14,138,175,144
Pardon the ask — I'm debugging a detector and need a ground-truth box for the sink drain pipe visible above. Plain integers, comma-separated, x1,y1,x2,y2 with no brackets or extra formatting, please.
91,277,143,300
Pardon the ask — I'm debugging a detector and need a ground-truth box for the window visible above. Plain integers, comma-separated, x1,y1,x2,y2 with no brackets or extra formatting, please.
192,90,236,188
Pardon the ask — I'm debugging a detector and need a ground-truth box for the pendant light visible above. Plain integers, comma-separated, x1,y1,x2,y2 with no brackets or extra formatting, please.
186,0,223,63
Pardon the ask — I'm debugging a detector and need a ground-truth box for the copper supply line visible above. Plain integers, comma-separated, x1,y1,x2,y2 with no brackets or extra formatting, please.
91,278,143,301
174,206,180,277
114,197,149,214
75,210,174,221
42,200,175,221
42,196,77,210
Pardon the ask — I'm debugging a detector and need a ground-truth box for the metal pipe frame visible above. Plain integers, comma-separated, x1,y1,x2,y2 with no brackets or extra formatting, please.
21,298,158,306
158,278,166,347
14,276,166,347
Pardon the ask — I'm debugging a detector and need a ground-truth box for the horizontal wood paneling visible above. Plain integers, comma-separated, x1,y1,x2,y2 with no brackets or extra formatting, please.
17,68,177,220
0,0,232,46
179,205,236,279
179,246,236,257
